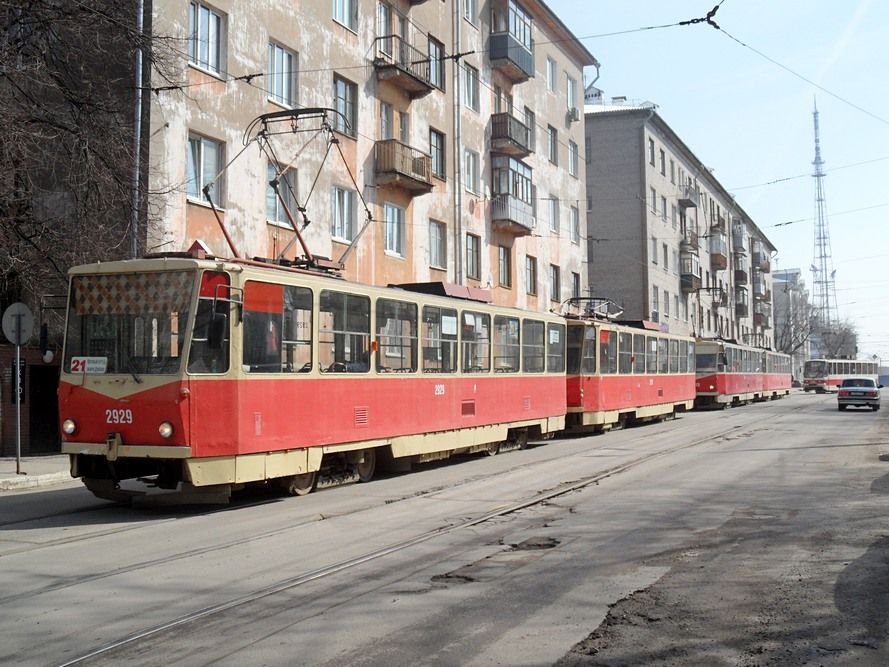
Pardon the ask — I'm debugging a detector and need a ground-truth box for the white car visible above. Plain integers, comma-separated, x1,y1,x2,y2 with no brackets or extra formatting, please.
837,377,881,411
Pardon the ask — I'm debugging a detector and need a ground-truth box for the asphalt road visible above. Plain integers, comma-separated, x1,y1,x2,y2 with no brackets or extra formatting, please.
0,391,886,666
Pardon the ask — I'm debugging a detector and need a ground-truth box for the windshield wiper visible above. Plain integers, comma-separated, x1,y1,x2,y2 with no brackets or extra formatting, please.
126,358,144,384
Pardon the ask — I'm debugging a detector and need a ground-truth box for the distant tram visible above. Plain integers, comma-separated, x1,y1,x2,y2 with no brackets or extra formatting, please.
695,339,792,408
802,358,879,393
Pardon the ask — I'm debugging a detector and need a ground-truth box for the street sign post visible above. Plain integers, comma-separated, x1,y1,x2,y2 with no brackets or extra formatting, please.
2,303,35,475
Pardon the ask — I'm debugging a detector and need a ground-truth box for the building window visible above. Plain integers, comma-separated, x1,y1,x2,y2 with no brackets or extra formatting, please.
383,202,405,256
466,233,481,280
464,149,480,194
463,0,478,24
648,137,655,166
331,186,356,241
670,158,676,183
664,290,670,318
546,57,556,92
430,128,446,179
572,272,581,299
549,197,559,233
651,286,659,320
187,133,223,204
429,220,446,268
661,196,667,222
333,0,358,31
268,42,297,106
568,140,578,177
525,255,537,295
464,63,480,111
547,125,558,164
188,2,225,74
550,264,560,302
566,75,577,110
524,107,536,150
267,162,297,225
651,236,657,264
659,149,666,176
570,206,580,243
380,101,393,139
333,75,357,136
585,137,592,163
650,187,657,213
663,243,669,269
671,204,678,229
498,246,511,287
428,36,445,89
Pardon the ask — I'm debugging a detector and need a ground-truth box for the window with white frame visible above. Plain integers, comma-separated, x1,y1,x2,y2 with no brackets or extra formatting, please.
383,202,405,255
661,196,667,222
498,246,511,287
188,2,225,74
524,107,536,150
268,42,297,106
525,255,537,295
659,149,666,176
570,206,579,243
466,233,481,280
546,57,556,92
464,63,480,111
651,286,659,320
266,162,297,225
380,101,393,139
572,271,581,299
429,220,446,268
463,0,478,24
663,243,668,269
650,187,657,213
568,140,578,177
430,128,445,179
549,264,560,302
333,75,357,136
333,0,358,31
187,133,223,204
547,125,557,164
664,290,671,318
648,137,655,165
566,75,577,110
549,197,559,233
331,186,356,241
464,149,480,194
651,236,657,264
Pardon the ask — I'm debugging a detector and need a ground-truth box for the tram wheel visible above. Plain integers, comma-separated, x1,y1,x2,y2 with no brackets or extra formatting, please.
357,449,377,482
513,429,529,450
283,472,317,496
484,441,501,456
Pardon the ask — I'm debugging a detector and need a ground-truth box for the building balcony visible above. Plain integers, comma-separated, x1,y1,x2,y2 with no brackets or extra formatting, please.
491,194,534,236
754,303,771,328
735,288,749,318
734,267,749,285
732,220,749,254
709,230,728,270
373,35,435,99
680,250,701,293
488,32,534,83
753,251,771,273
681,228,700,251
375,139,433,194
678,184,699,208
490,112,531,158
680,272,702,293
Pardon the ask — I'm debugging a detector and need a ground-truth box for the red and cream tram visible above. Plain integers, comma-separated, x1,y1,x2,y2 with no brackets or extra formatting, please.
58,253,568,501
565,318,696,431
802,358,879,393
695,339,792,408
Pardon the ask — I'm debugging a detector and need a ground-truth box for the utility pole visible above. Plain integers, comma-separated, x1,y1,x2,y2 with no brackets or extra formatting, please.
810,100,838,355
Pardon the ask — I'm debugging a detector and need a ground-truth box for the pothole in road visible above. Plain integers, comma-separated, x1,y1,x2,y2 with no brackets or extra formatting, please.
510,536,560,550
878,454,889,462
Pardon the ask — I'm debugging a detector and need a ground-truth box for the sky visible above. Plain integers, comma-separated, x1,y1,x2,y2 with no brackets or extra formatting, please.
546,0,889,361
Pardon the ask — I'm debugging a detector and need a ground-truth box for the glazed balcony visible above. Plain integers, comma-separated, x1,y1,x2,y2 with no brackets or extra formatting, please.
681,228,700,251
373,35,435,99
753,250,771,273
754,302,771,328
489,32,534,83
680,251,702,293
709,229,728,270
490,112,532,158
491,194,534,236
678,184,699,208
734,267,749,285
375,139,433,194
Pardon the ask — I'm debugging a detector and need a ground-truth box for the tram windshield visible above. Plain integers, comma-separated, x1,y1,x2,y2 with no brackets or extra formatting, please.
803,360,828,378
63,271,195,375
696,353,718,371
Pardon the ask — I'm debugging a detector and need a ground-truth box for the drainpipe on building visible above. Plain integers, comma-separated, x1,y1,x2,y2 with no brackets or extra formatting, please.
130,0,144,258
452,2,463,284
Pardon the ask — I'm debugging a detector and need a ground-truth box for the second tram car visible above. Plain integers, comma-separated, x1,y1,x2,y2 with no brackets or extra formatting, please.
802,358,879,393
565,318,695,431
58,253,568,501
695,340,792,408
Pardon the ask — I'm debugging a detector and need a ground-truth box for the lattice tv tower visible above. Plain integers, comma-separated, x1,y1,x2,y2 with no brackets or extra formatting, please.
810,100,838,332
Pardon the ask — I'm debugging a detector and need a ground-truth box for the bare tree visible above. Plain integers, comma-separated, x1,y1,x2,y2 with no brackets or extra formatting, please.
817,319,858,359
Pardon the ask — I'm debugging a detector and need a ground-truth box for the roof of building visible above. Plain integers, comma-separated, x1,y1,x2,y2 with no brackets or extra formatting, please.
534,1,598,67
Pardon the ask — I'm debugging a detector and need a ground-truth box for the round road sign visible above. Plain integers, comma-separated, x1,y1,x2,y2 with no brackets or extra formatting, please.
2,303,35,345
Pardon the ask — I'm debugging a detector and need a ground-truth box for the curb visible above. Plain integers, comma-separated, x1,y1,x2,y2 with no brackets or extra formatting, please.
0,472,74,492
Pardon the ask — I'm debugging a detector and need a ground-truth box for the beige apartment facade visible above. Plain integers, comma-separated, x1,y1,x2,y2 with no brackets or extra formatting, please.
143,0,596,313
583,102,776,348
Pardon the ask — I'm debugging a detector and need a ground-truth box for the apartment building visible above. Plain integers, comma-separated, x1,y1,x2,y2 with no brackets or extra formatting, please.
772,268,811,380
583,98,776,348
143,0,595,313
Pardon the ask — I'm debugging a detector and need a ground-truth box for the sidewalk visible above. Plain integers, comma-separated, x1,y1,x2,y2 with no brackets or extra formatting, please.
0,455,73,491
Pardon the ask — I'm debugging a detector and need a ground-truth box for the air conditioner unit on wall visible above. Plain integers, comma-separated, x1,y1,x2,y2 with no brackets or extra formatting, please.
567,107,580,123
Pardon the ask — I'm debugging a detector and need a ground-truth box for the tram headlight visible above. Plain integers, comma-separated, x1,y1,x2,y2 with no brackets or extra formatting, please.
62,419,77,435
158,422,174,439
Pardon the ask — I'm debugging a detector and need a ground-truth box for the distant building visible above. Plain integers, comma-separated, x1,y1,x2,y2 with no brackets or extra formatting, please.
772,268,811,380
583,96,776,348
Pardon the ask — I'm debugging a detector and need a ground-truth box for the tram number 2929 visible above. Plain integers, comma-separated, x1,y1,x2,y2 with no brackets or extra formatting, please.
106,408,134,424
433,384,446,396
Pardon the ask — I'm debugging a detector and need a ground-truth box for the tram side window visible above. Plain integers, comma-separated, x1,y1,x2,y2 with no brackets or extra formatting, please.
462,311,491,373
188,271,231,374
633,334,646,373
319,290,370,372
618,332,632,374
599,329,617,374
679,341,688,373
567,324,583,374
493,315,520,372
421,306,457,373
669,339,679,373
688,342,695,373
376,298,418,372
657,338,669,374
522,319,545,372
646,336,658,373
547,323,566,373
282,286,312,372
243,281,285,373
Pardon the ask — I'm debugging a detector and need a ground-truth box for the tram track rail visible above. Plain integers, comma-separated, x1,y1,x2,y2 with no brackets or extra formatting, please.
55,403,809,666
